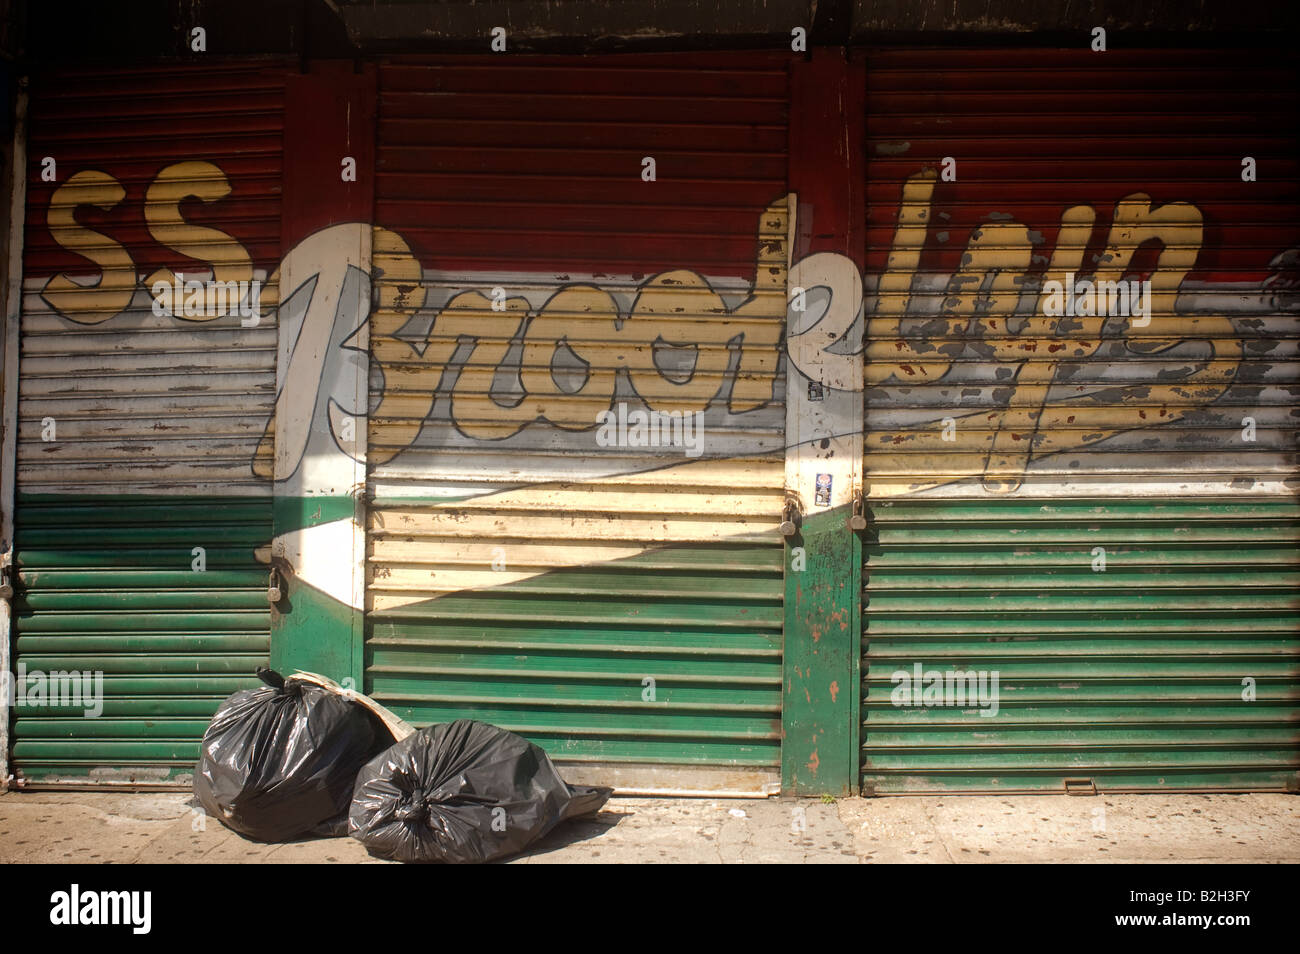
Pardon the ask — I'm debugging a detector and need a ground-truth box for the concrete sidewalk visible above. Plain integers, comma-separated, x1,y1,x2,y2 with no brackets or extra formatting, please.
0,790,1296,863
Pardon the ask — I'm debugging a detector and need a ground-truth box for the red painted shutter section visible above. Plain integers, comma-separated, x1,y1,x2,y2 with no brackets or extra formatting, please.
24,65,284,281
865,49,1300,283
376,52,790,278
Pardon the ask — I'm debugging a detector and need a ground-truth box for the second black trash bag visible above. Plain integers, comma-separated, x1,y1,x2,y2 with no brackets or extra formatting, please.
348,719,613,863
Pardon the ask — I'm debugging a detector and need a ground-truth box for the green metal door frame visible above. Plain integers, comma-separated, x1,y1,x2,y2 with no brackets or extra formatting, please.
780,50,867,796
267,65,377,692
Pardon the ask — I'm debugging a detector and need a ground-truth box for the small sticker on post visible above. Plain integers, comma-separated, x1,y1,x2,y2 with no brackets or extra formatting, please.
814,473,832,507
807,380,824,401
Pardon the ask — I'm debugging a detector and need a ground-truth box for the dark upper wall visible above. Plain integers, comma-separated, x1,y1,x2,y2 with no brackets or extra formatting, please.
16,0,1295,65
851,0,1291,37
329,0,1293,47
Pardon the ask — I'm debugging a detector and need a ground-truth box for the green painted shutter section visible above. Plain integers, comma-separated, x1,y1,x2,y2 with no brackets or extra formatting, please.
12,496,272,785
367,536,784,794
861,498,1300,794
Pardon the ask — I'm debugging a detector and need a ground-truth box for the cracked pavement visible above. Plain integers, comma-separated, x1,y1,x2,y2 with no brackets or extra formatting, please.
1,790,1296,863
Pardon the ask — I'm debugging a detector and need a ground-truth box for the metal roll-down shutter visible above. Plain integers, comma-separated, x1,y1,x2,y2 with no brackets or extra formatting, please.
366,53,791,794
861,49,1300,793
10,64,284,785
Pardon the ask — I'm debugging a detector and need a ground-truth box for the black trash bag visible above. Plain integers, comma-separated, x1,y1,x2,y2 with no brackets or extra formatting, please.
348,719,613,863
194,667,395,842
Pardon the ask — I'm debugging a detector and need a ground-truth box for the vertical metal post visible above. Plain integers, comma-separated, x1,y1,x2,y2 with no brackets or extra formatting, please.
781,49,866,795
0,79,29,789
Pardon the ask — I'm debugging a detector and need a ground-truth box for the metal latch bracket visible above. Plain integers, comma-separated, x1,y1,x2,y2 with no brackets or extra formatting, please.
1063,777,1098,796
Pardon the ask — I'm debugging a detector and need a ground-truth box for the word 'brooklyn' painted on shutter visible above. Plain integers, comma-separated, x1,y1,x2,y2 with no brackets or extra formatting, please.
28,159,1293,497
